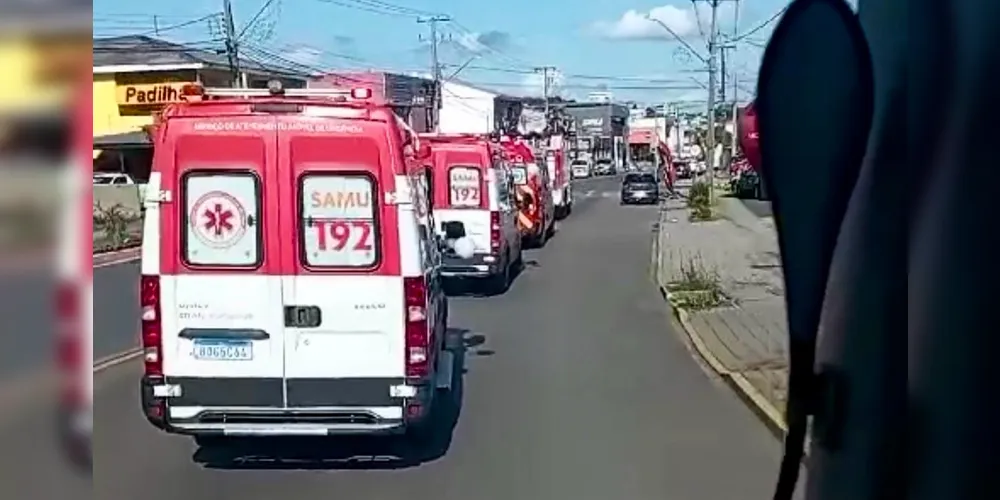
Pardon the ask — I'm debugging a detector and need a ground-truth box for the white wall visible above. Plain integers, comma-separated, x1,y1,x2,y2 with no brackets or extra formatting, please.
438,81,495,134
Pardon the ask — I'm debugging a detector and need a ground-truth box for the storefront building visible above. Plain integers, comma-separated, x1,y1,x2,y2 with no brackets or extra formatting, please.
93,35,309,180
562,102,630,167
94,35,309,139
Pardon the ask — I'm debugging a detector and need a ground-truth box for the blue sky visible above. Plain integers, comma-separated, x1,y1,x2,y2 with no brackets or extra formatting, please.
94,0,800,105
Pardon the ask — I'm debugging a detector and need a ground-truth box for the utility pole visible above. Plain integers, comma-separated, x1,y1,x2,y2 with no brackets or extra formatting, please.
718,43,735,169
719,45,727,104
418,15,450,132
418,16,450,82
731,0,742,160
674,103,682,155
534,66,556,133
705,0,720,203
222,0,240,87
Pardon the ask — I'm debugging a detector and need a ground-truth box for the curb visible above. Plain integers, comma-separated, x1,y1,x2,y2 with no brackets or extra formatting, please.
661,286,789,438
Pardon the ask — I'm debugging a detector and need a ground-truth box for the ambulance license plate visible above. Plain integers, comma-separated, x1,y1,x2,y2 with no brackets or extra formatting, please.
193,340,253,361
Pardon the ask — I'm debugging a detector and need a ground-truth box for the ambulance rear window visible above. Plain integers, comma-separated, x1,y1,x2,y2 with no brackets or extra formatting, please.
448,165,482,207
182,171,262,267
299,173,379,268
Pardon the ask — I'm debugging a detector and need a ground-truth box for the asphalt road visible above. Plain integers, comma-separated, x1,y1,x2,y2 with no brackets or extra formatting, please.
94,259,140,360
0,270,53,377
1,175,792,499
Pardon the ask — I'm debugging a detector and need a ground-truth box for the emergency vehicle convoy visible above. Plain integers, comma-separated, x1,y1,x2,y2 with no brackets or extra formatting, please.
135,80,578,446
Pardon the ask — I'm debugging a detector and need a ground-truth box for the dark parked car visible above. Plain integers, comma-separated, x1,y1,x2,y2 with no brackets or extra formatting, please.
620,173,659,205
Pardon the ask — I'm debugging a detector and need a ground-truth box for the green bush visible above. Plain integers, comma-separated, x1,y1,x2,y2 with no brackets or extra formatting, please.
667,252,727,310
687,181,716,221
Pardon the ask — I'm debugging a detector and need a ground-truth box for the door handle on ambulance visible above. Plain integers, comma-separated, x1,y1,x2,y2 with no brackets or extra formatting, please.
284,305,322,328
178,328,270,340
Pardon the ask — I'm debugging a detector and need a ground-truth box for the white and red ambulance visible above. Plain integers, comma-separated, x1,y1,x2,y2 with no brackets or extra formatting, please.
421,133,522,292
138,82,453,445
57,76,93,471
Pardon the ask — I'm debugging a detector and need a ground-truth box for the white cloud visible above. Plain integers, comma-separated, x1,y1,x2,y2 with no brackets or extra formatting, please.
453,32,487,54
593,5,698,40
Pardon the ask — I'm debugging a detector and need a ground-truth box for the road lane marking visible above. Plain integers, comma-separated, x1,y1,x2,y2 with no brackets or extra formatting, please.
96,255,140,268
94,348,142,372
94,247,141,268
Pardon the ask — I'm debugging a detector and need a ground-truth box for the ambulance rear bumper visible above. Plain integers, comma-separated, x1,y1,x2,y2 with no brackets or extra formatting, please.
140,375,433,436
440,253,500,277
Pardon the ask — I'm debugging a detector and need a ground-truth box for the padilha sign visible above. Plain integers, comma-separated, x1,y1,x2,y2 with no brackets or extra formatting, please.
115,82,194,106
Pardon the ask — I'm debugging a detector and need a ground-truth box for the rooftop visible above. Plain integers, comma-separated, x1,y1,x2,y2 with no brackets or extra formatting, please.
93,35,311,78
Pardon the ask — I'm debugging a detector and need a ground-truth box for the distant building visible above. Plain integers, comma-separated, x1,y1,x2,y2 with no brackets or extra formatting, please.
561,102,629,167
586,91,613,103
310,71,438,132
436,79,522,135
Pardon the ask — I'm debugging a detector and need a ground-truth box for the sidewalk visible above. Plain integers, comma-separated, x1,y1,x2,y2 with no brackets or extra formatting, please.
652,192,790,433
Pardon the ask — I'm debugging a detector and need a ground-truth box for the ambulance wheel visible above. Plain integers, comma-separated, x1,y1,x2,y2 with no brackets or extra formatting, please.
405,390,443,445
488,257,511,294
545,221,556,239
537,225,550,248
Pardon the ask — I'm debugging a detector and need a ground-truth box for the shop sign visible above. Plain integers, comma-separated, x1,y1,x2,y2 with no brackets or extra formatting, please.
116,82,194,106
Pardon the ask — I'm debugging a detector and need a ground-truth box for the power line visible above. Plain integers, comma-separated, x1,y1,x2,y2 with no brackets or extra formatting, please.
447,20,534,69
144,14,220,37
92,39,226,52
93,13,221,37
305,0,533,71
731,5,788,41
238,0,280,40
461,81,705,91
241,42,389,85
312,0,436,18
441,62,697,84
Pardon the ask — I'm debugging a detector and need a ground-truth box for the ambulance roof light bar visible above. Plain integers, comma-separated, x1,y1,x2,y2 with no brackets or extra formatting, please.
181,80,373,100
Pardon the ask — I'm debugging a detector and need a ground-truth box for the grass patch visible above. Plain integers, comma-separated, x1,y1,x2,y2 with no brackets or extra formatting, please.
687,181,720,222
666,252,727,310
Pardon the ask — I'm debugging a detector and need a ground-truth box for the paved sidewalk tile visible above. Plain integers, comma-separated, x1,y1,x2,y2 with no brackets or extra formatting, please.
656,193,791,412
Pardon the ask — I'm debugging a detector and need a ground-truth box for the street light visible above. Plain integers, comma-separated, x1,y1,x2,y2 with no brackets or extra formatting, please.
644,14,709,64
645,13,718,204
